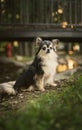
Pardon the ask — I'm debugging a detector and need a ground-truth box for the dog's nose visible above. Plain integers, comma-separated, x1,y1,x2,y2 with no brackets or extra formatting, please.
46,49,50,53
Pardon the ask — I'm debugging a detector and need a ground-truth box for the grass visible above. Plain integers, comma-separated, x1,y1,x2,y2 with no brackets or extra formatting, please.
0,75,82,130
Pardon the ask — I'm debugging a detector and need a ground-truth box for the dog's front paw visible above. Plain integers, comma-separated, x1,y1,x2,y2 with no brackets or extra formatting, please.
47,83,57,87
51,83,57,87
39,87,45,92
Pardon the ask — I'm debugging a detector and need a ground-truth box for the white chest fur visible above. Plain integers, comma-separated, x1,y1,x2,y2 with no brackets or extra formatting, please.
42,53,58,76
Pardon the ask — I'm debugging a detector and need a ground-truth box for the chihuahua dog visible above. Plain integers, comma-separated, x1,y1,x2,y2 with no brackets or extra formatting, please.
0,37,59,95
14,37,59,92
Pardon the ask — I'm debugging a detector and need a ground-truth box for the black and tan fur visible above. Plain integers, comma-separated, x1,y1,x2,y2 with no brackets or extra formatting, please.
0,37,59,95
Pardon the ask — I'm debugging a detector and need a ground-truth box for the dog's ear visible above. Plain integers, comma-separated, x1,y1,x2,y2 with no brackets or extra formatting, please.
36,37,42,45
52,39,59,47
52,39,59,51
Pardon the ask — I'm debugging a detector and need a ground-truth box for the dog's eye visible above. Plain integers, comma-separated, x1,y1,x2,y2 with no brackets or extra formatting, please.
42,47,46,50
50,47,52,50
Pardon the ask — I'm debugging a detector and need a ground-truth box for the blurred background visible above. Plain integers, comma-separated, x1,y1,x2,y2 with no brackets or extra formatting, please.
0,0,82,82
0,0,82,57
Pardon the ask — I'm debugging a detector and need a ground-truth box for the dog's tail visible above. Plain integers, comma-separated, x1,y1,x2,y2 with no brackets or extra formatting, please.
0,81,16,95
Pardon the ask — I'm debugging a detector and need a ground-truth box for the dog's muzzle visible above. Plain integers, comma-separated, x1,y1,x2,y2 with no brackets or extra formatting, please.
46,49,50,53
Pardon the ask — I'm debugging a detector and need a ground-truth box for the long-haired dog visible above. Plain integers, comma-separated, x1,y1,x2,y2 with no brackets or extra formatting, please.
0,37,59,95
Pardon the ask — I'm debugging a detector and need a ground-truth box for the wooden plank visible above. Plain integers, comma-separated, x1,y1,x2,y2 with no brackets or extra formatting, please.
0,27,82,42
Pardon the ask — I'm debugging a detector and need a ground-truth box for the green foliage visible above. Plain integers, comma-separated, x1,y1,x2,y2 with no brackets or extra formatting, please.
0,76,82,130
